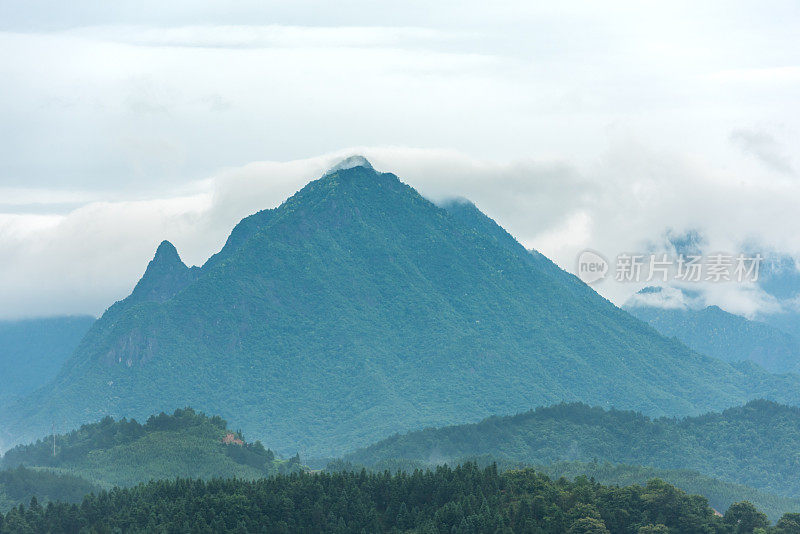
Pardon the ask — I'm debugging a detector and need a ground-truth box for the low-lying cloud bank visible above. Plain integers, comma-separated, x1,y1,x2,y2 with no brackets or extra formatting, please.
1,145,799,320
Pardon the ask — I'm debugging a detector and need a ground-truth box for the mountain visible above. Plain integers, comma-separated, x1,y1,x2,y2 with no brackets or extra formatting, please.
627,252,800,344
0,316,95,402
4,157,800,457
0,408,300,488
750,254,800,340
624,288,800,374
1,463,745,533
344,400,800,499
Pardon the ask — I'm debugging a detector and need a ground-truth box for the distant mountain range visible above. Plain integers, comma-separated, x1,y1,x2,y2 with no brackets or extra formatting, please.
0,316,95,402
3,157,800,457
751,254,800,340
625,287,800,374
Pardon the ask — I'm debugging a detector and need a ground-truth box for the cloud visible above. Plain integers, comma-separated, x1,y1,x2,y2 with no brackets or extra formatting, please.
64,25,464,50
1,4,799,319
0,195,211,319
4,145,800,319
730,129,795,175
2,3,799,194
625,286,695,310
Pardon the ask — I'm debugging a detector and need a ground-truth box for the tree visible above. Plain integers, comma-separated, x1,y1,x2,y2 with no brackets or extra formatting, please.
776,513,800,534
638,525,669,534
568,517,611,534
724,501,769,534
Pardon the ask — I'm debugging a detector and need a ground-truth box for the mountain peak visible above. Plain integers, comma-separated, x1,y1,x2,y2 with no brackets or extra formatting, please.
16,161,800,459
153,240,181,265
127,240,195,305
324,155,374,176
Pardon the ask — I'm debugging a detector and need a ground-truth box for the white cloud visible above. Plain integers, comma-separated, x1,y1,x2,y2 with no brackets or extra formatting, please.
625,286,694,310
730,129,795,175
4,145,800,319
65,25,464,50
0,2,799,318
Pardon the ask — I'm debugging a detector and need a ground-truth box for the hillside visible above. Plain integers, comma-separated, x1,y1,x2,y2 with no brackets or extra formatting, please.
0,467,99,513
0,408,300,488
625,289,800,374
4,158,800,457
540,461,800,524
0,316,95,402
329,456,799,523
0,463,758,533
748,255,800,341
344,400,800,499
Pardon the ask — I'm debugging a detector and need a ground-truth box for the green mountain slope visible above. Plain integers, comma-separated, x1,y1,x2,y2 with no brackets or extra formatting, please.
625,288,800,374
344,400,800,499
4,158,800,457
0,316,95,402
0,467,99,513
0,408,299,488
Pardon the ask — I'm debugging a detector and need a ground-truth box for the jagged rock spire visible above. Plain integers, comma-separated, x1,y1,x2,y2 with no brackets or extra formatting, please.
128,240,195,304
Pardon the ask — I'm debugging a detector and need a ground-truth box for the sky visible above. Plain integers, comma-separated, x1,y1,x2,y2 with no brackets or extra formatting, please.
0,0,799,319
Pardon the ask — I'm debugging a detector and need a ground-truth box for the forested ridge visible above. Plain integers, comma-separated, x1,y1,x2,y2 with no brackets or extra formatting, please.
624,299,800,374
4,463,796,533
346,400,800,499
0,408,302,488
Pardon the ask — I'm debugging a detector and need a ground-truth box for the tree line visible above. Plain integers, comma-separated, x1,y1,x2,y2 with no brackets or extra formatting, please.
2,463,798,533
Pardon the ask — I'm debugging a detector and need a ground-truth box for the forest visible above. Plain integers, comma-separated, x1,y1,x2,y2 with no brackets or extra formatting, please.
328,457,800,524
4,463,797,533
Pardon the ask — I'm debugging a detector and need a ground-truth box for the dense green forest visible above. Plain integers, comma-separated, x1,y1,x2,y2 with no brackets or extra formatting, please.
4,463,794,533
0,467,98,513
539,462,800,524
0,408,302,488
329,457,800,523
5,162,800,457
345,400,800,499
625,293,800,374
0,316,94,403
